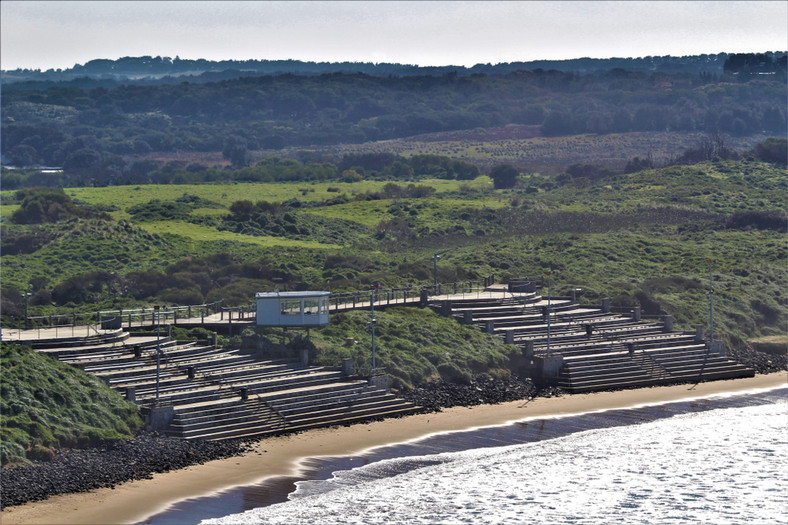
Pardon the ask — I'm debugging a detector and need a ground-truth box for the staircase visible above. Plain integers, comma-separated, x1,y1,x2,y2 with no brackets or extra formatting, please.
440,290,755,394
28,334,419,441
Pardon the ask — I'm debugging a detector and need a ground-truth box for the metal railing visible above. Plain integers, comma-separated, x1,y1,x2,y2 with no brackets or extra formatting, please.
328,278,493,312
10,276,497,337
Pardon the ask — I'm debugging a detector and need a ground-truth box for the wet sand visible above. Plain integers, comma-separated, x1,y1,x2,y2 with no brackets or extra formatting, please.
2,372,785,525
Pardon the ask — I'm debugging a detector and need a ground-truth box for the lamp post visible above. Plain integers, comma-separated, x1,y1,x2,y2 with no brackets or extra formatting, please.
369,291,376,375
24,284,32,330
155,305,161,402
432,254,440,290
707,260,714,342
546,270,552,357
431,249,454,292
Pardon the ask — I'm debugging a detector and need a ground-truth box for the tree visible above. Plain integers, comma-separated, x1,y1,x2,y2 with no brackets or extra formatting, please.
9,145,38,166
490,164,519,189
750,138,787,165
63,148,101,172
261,135,286,150
229,200,256,218
222,135,250,167
10,187,88,224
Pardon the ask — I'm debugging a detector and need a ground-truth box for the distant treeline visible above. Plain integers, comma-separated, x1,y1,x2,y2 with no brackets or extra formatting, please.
3,136,785,192
0,153,480,189
3,60,786,172
4,53,785,88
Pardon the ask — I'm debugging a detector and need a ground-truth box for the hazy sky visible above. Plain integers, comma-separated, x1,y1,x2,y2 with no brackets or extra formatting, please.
2,1,786,70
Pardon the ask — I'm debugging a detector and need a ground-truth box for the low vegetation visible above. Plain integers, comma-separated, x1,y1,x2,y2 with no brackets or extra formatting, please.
0,343,143,466
2,151,785,350
309,307,517,389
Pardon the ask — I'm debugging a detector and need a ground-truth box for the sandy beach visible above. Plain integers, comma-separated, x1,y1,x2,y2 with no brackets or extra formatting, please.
2,372,785,525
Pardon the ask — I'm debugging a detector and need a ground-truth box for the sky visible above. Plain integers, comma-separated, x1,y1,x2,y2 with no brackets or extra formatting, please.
1,1,787,71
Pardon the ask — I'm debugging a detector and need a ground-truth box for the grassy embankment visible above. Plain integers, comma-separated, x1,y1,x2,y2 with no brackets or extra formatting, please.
0,342,143,466
237,307,518,390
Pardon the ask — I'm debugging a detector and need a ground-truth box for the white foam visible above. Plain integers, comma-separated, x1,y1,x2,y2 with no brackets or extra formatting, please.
202,399,788,525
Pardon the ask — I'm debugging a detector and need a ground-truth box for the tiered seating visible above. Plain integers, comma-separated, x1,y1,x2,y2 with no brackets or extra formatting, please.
166,397,287,441
644,343,754,382
262,382,415,432
31,333,419,441
442,293,754,393
556,349,655,392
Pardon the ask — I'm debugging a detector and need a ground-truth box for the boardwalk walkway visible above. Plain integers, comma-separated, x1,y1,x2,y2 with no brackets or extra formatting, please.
3,282,526,343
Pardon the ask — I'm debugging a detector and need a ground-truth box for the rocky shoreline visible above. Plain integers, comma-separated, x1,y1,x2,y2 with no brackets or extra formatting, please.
0,433,252,509
397,375,561,411
729,344,787,375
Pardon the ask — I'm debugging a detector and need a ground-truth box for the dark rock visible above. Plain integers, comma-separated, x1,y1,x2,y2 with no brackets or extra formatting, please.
0,432,252,509
397,375,542,411
729,344,788,374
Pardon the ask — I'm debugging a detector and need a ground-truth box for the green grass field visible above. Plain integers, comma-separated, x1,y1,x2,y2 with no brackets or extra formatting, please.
49,178,488,214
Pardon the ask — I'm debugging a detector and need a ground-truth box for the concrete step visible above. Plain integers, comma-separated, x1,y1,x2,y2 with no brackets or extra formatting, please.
171,419,286,441
30,329,128,349
282,403,419,434
278,397,415,426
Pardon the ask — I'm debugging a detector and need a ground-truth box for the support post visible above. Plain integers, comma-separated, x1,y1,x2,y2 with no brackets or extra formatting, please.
155,306,161,402
663,315,674,332
441,300,452,317
342,358,354,377
535,354,564,384
632,306,641,321
710,340,726,356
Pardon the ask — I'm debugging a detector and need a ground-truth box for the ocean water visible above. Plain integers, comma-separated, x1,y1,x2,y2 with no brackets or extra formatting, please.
141,388,788,525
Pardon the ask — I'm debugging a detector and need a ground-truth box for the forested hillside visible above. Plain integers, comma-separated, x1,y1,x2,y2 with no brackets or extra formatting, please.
4,52,784,87
2,60,785,179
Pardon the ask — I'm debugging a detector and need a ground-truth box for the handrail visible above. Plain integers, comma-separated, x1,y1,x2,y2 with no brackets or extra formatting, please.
13,279,497,333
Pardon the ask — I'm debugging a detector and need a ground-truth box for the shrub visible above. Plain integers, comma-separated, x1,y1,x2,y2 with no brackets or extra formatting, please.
490,164,519,189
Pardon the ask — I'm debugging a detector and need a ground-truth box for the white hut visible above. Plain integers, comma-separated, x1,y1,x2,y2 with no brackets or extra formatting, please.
255,291,330,327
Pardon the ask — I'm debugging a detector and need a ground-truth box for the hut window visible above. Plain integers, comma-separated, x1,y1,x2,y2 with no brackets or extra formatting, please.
281,300,301,315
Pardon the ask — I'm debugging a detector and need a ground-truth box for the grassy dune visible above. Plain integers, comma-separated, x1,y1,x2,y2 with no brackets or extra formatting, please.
1,343,143,465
